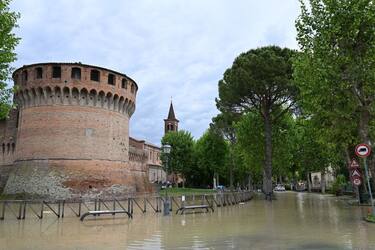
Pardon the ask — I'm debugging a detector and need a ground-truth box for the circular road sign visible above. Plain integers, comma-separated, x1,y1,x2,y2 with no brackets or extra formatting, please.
355,143,371,158
353,177,362,186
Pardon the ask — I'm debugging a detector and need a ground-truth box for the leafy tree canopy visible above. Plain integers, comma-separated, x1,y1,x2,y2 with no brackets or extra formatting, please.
0,0,20,119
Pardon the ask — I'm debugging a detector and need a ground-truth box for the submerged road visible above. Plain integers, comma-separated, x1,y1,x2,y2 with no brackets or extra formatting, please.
0,192,374,249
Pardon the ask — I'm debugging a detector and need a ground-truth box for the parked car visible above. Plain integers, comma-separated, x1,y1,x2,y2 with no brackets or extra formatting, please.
274,184,286,192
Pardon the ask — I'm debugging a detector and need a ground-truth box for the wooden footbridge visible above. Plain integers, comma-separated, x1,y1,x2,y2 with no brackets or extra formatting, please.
0,191,253,221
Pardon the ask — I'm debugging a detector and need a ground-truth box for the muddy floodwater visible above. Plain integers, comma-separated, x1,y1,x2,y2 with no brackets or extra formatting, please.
1,192,375,249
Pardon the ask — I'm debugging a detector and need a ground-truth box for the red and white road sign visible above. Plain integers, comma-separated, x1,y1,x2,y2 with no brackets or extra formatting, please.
351,169,361,178
349,159,360,169
353,177,362,186
355,143,371,158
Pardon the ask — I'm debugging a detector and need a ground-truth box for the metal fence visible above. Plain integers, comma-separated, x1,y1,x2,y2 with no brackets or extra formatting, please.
0,191,253,221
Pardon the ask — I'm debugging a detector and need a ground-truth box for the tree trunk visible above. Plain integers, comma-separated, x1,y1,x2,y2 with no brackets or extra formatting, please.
248,173,252,191
307,172,312,193
359,106,370,145
321,168,326,194
230,151,234,191
358,106,374,191
263,112,273,200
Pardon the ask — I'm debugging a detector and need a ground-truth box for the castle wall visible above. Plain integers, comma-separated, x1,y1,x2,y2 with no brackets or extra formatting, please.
5,159,148,200
0,109,18,190
2,62,147,199
16,106,129,162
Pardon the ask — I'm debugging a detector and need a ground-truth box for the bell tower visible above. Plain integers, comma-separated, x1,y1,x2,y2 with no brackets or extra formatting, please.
164,101,179,134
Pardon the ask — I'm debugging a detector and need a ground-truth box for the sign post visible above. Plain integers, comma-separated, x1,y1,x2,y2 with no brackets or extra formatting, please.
355,143,375,216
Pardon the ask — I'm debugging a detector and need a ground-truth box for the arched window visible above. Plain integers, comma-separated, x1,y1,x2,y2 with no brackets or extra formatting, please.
22,70,28,83
122,79,127,89
2,143,5,154
108,74,115,85
131,83,135,93
71,67,81,80
35,67,43,79
52,66,61,78
11,143,15,153
90,70,100,82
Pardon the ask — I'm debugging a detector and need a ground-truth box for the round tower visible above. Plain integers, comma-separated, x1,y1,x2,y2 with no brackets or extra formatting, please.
4,62,144,200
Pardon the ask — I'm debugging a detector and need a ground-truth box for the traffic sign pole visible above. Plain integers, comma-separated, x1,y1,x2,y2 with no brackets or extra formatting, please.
363,158,375,216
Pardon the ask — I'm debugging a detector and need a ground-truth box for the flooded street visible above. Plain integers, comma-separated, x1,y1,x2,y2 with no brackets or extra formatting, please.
1,192,375,249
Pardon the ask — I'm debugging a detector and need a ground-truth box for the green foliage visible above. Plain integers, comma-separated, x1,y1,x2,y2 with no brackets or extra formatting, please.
161,130,195,183
160,187,215,196
0,0,20,119
216,46,297,118
331,174,347,195
290,117,333,179
294,0,375,151
194,128,229,185
235,111,295,179
216,46,297,194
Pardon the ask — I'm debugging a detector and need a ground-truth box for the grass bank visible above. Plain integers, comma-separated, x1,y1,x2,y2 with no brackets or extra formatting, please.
160,187,216,196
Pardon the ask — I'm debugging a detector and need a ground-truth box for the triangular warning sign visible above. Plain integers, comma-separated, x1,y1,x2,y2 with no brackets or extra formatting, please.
352,169,361,177
350,159,360,168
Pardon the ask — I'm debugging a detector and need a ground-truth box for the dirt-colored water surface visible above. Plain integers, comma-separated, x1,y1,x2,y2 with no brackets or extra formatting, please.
0,192,374,249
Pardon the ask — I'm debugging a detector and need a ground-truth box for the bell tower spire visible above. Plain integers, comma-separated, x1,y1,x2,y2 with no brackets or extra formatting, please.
164,101,179,134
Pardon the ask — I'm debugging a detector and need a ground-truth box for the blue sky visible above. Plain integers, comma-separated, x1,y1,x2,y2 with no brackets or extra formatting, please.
9,0,300,145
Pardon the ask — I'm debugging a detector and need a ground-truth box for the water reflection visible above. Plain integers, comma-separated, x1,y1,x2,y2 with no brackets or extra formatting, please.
0,192,374,249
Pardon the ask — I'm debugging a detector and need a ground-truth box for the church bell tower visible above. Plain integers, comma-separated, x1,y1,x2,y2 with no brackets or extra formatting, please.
164,101,179,134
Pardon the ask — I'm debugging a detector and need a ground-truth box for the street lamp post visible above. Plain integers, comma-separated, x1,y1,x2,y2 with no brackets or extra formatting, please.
162,144,171,216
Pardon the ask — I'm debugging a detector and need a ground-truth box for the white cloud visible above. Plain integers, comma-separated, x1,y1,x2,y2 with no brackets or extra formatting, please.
10,0,301,145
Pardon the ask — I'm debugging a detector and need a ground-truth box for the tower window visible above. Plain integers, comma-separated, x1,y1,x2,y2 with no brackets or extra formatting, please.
35,67,43,79
121,79,127,89
131,83,135,93
52,66,61,78
71,67,81,80
90,70,100,82
108,74,115,85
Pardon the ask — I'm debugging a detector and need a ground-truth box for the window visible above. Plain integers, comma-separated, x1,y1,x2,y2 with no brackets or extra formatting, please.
35,67,43,79
22,70,28,82
90,70,100,82
121,79,127,89
131,83,135,93
71,67,81,80
108,74,115,85
52,66,61,78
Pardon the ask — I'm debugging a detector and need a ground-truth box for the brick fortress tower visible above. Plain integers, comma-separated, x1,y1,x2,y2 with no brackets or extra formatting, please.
2,62,150,199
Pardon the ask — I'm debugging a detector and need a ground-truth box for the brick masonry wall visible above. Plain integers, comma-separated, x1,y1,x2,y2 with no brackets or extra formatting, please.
16,106,129,162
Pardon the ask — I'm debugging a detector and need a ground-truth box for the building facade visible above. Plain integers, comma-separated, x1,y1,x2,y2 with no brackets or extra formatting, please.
129,137,166,184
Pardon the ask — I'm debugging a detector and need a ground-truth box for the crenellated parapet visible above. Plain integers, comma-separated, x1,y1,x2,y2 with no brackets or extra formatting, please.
13,63,137,117
15,86,135,117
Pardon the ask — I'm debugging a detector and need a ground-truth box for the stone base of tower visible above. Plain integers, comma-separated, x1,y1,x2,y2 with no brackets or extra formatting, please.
3,159,152,200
